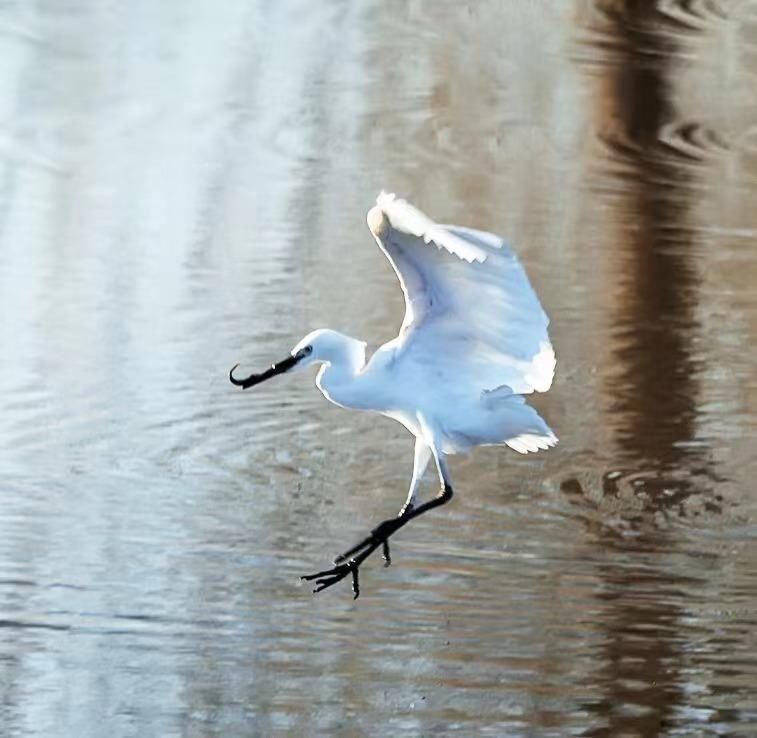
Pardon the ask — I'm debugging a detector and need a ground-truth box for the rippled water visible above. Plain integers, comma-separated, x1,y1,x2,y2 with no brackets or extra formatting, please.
1,1,757,736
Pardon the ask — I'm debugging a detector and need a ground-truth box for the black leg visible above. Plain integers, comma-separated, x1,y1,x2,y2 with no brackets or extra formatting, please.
301,484,453,598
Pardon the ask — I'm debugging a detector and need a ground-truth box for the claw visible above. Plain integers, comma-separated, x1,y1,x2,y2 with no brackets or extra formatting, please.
302,559,360,597
301,566,340,582
382,539,391,567
351,566,360,598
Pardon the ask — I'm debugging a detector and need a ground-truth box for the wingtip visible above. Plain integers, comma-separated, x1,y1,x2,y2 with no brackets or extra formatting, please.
367,205,390,237
369,191,399,237
376,190,396,207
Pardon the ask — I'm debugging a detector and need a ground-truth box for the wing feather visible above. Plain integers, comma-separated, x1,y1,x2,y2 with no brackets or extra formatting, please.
369,192,555,395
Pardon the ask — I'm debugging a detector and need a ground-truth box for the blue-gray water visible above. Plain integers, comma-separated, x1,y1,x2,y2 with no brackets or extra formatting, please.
1,2,757,736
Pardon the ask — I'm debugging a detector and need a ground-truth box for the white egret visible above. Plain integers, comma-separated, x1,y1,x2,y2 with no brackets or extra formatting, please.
230,192,557,598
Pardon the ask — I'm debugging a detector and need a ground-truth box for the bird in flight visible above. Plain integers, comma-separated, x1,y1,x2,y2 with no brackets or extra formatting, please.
230,192,557,598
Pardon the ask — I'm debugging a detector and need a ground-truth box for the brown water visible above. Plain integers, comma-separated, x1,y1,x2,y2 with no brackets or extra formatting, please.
1,1,757,736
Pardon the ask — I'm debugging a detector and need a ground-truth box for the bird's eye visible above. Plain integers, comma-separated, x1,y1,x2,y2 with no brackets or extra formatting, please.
303,345,313,355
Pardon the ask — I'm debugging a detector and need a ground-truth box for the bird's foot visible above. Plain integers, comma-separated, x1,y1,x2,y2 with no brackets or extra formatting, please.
301,559,362,599
302,516,406,598
301,486,453,598
333,516,404,566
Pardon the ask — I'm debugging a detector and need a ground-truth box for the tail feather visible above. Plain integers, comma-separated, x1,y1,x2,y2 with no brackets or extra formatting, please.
484,390,557,455
505,430,558,455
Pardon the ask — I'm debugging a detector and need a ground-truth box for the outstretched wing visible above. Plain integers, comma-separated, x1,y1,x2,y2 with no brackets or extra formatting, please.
367,191,555,395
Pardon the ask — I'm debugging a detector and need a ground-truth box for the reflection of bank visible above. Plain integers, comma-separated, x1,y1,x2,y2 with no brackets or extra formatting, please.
580,5,711,736
590,10,707,482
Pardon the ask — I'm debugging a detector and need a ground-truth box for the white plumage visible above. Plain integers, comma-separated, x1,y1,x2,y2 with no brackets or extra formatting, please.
230,191,558,597
371,191,556,398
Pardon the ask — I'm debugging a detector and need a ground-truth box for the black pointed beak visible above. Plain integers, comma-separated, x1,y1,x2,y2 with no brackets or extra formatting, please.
229,351,304,389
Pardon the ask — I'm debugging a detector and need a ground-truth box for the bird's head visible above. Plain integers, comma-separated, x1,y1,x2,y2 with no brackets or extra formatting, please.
229,329,365,389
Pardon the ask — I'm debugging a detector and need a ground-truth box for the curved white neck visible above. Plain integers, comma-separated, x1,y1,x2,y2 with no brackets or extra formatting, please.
314,335,368,409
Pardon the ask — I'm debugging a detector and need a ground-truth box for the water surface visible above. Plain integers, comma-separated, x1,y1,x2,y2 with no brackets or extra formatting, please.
1,1,756,736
